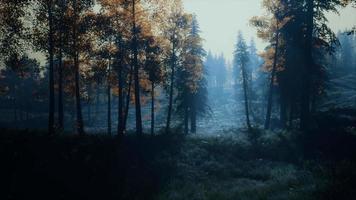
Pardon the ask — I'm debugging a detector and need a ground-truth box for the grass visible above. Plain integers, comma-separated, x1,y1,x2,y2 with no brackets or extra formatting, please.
156,130,318,200
1,127,356,200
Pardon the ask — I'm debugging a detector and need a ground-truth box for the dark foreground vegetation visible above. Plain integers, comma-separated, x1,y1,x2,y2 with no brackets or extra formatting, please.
2,109,356,200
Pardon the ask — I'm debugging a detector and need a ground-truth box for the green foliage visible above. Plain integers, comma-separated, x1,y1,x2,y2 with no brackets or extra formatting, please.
175,15,208,132
233,32,249,82
0,0,30,60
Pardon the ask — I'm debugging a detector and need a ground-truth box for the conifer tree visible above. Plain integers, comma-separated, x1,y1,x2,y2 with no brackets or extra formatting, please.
177,15,207,134
234,32,251,129
163,5,190,133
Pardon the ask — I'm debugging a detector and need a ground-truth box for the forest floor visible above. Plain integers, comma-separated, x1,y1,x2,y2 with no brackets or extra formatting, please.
1,127,356,200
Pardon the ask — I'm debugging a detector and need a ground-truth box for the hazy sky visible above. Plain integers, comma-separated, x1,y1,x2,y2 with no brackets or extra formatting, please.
183,0,356,62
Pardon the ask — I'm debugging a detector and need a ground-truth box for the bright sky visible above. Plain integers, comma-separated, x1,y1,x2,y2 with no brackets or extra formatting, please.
183,0,356,62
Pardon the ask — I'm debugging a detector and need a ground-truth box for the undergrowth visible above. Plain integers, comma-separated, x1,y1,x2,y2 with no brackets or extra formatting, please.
1,127,356,200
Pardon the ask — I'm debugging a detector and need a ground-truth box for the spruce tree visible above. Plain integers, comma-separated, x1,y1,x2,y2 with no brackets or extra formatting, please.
177,15,208,134
234,32,251,129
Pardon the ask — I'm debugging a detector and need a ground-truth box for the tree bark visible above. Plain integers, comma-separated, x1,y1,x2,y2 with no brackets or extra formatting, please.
123,65,133,132
241,63,251,130
151,82,155,136
300,0,313,131
95,82,100,120
87,84,92,122
57,0,65,130
73,0,85,135
280,94,287,128
184,104,189,135
13,98,17,123
48,1,55,135
190,91,197,134
166,42,175,133
107,59,112,136
288,102,295,129
264,19,280,130
117,41,124,135
132,0,143,136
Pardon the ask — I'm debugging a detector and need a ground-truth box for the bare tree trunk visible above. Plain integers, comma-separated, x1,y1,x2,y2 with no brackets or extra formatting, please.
96,82,100,120
117,61,124,135
289,102,295,129
20,99,23,121
241,63,251,130
280,95,287,128
132,0,143,136
190,92,197,134
166,43,175,133
123,65,133,132
87,85,92,122
264,19,280,130
117,43,124,136
58,0,66,130
184,105,189,135
47,1,55,135
13,98,17,123
107,59,112,136
151,82,155,136
73,0,84,135
26,102,29,121
300,0,313,131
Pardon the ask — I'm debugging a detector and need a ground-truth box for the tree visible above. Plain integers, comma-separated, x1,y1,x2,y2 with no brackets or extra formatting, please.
337,32,354,73
57,0,68,130
0,0,30,61
251,0,351,130
186,16,208,134
32,0,57,134
143,36,163,136
97,0,131,135
247,38,262,120
107,57,112,135
204,52,227,92
0,55,41,123
264,3,281,130
176,15,207,134
234,32,251,130
163,4,189,133
128,0,167,135
129,0,144,135
67,0,93,135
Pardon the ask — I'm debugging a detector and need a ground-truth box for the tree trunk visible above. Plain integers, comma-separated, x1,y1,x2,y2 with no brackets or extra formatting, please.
87,85,92,122
117,56,124,135
289,102,295,129
13,98,17,123
300,0,313,131
20,100,23,121
151,82,155,136
184,104,189,135
48,1,55,135
241,63,251,130
123,65,133,132
73,0,84,135
280,95,287,128
107,60,112,136
96,82,100,120
190,97,197,133
132,0,143,136
166,43,175,133
58,0,65,130
74,58,84,135
264,20,280,130
26,102,29,121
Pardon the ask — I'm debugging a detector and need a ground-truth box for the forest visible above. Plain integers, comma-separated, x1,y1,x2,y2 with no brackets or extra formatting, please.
0,0,356,199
